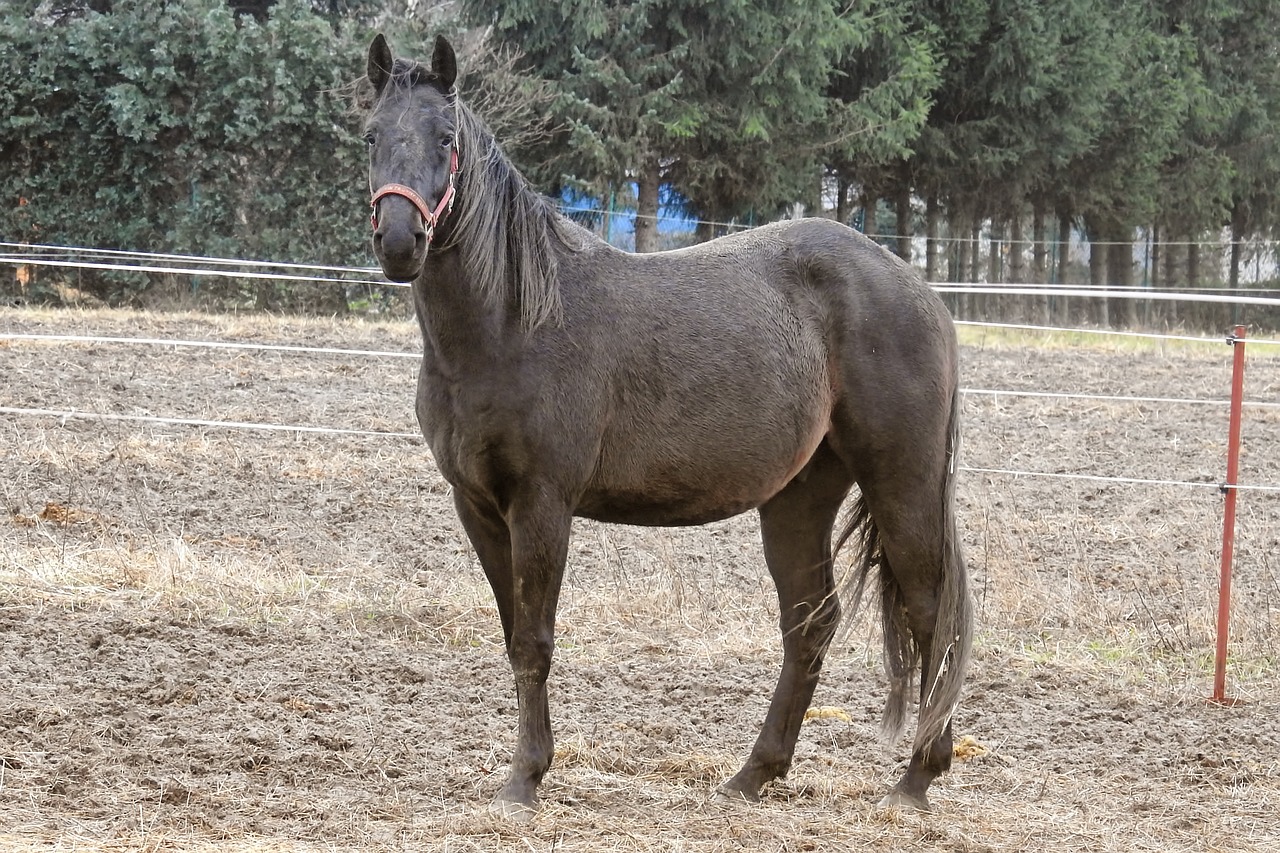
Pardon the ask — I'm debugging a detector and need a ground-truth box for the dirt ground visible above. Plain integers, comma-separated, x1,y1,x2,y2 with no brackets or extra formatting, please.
1,306,1278,852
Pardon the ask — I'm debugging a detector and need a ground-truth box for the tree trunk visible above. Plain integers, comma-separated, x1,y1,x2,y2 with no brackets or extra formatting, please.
953,211,970,319
1150,225,1161,289
985,217,1005,321
925,195,940,283
1229,205,1244,328
966,218,982,318
1185,233,1203,327
1187,235,1200,288
1031,200,1049,324
1108,223,1136,327
1148,225,1161,326
835,176,851,226
1008,209,1026,321
599,184,614,244
1162,231,1182,327
862,191,878,238
1086,217,1109,327
1056,213,1071,322
1007,212,1024,281
895,171,912,262
1055,214,1071,284
970,219,983,283
635,155,660,253
1163,233,1180,288
991,218,1004,284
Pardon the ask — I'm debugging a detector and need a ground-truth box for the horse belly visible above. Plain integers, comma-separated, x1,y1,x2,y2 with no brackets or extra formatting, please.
572,259,834,525
577,406,829,527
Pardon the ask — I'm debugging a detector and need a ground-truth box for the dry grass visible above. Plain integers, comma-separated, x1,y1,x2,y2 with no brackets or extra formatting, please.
957,321,1280,358
2,306,1278,851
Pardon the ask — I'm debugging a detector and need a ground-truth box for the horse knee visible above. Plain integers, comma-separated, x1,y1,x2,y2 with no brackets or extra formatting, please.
508,633,554,682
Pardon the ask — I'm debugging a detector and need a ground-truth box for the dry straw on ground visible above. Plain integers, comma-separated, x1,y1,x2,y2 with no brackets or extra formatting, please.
1,307,1277,851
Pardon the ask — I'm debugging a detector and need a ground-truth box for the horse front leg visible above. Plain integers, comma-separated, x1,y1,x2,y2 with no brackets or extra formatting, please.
479,495,571,821
453,492,515,645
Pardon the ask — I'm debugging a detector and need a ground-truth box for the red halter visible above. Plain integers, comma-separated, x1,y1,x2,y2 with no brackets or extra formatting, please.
370,147,460,244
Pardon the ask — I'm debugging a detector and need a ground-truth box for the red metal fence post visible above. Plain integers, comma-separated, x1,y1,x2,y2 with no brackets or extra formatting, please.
1211,324,1247,705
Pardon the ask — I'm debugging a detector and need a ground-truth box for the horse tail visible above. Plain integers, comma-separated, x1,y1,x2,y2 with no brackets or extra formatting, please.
915,383,973,751
835,381,973,750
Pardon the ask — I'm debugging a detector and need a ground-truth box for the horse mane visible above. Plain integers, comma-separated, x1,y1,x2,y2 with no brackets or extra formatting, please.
449,96,577,331
374,58,578,331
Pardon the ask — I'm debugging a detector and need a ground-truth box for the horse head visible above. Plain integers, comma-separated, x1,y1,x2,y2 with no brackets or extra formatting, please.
364,34,460,282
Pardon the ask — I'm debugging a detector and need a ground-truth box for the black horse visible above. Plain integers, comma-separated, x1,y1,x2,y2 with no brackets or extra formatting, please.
362,34,973,818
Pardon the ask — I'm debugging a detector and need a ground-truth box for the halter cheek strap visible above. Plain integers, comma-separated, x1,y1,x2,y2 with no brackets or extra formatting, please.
370,147,460,244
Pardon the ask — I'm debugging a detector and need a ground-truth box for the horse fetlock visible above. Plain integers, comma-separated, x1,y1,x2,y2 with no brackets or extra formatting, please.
883,757,943,812
497,760,546,802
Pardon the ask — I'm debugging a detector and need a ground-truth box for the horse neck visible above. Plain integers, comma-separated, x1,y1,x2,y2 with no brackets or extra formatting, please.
412,245,519,368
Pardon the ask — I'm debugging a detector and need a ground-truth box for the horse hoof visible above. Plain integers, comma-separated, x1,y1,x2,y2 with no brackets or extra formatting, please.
711,786,760,806
489,797,538,824
876,789,931,813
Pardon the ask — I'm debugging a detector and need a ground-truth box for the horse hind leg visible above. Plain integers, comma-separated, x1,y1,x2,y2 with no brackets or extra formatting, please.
866,539,962,812
716,442,854,802
847,453,972,811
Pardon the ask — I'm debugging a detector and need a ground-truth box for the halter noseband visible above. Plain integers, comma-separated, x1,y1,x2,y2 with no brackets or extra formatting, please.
370,147,460,245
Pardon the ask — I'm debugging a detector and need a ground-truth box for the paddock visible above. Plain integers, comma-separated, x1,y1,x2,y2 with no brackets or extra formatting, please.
1,306,1277,851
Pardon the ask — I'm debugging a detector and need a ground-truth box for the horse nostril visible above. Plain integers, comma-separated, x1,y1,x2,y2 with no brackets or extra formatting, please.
415,231,427,255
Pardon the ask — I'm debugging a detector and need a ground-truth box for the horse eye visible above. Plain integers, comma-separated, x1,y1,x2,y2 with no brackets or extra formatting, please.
440,135,455,150
363,132,376,147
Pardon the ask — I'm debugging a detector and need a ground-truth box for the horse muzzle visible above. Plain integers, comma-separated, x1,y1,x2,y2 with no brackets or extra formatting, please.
371,189,431,281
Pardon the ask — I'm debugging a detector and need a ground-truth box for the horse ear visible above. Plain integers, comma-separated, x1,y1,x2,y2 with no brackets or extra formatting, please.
431,35,458,92
368,34,394,95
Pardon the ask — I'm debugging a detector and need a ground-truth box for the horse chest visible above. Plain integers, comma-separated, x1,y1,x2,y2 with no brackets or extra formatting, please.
415,375,550,504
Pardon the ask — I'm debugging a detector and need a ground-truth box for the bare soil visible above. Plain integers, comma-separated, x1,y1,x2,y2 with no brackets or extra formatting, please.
1,307,1277,852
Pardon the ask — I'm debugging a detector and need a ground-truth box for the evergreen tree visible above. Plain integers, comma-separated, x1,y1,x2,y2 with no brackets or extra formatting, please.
1152,0,1280,309
458,1,870,249
810,0,940,237
0,0,369,307
1057,3,1196,325
881,0,1124,285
